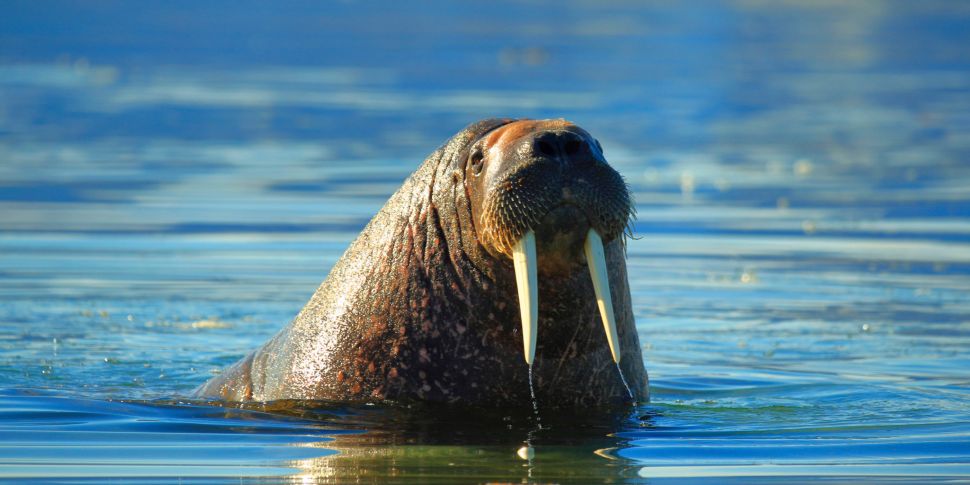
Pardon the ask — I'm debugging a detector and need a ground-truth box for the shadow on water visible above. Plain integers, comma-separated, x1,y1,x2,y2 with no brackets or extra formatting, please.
199,398,652,484
2,388,657,483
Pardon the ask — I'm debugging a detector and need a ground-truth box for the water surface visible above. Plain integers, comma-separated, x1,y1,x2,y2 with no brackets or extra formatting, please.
2,1,969,482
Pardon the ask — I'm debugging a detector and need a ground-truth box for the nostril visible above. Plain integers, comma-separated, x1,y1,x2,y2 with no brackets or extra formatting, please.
536,140,556,157
564,139,581,155
532,131,589,160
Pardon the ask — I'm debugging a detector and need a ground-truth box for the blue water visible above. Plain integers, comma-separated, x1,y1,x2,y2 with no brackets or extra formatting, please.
2,1,970,482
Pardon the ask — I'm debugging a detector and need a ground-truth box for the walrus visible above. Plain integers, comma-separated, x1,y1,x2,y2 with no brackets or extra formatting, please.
195,118,648,409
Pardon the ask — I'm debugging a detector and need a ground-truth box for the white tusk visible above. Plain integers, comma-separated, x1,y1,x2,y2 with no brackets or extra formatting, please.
512,230,539,365
584,228,621,363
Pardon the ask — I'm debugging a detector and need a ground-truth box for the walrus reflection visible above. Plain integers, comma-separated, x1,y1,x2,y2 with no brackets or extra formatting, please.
195,118,648,409
269,402,649,483
290,437,641,484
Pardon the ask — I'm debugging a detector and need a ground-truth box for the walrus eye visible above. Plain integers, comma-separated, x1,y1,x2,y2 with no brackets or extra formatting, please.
470,148,485,175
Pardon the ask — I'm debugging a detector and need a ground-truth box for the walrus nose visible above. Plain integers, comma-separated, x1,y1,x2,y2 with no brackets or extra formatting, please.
529,130,592,165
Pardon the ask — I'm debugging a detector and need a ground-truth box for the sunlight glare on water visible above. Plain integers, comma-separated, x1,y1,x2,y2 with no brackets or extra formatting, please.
1,0,970,482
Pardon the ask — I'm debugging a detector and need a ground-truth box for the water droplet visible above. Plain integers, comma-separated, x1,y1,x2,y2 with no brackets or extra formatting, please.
794,159,813,176
528,364,541,429
679,172,695,200
740,270,758,284
801,220,817,234
616,362,636,404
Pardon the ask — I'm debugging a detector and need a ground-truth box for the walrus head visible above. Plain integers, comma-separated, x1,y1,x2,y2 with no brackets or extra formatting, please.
464,119,633,366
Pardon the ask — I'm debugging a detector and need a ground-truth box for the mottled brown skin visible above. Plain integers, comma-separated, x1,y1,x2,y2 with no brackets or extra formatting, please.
195,118,649,410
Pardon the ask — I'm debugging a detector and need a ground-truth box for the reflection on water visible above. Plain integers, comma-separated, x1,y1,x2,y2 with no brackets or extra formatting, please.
2,0,970,482
278,404,639,484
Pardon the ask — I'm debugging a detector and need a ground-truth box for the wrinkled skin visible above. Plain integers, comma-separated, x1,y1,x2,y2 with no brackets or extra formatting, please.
195,118,648,410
